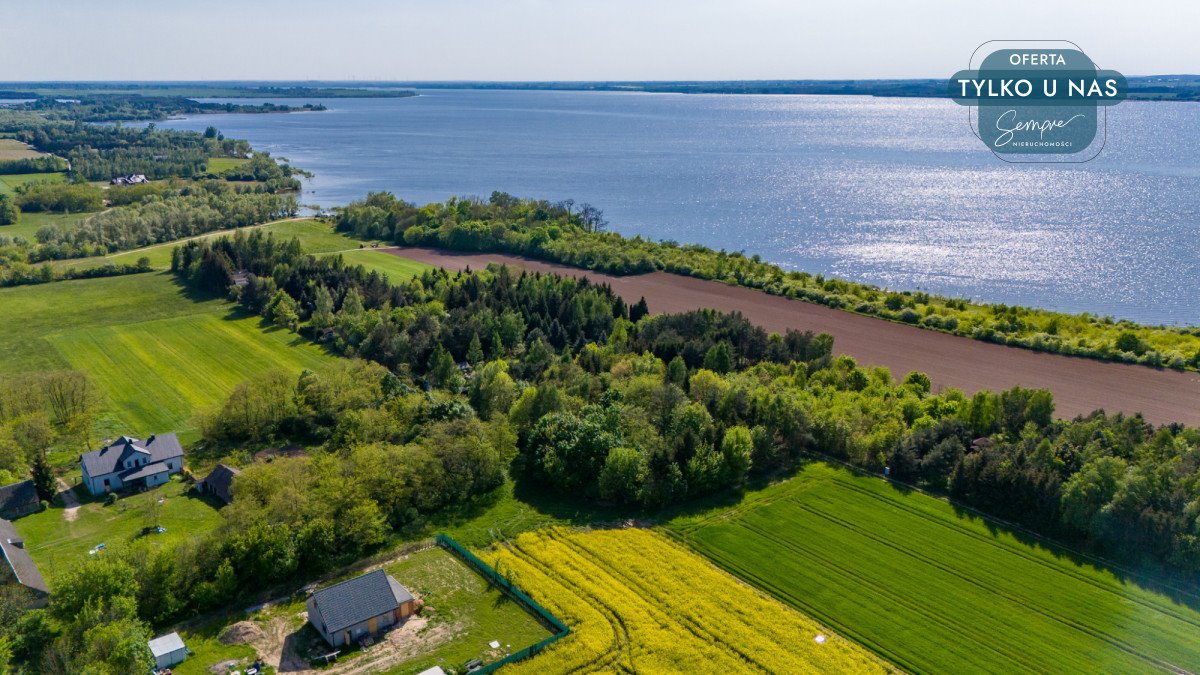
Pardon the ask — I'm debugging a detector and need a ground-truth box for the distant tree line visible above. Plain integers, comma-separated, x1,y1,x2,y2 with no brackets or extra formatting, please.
13,95,325,123
0,155,68,175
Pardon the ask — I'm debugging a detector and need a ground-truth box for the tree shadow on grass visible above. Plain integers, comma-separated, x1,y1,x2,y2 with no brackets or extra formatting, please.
818,456,1200,615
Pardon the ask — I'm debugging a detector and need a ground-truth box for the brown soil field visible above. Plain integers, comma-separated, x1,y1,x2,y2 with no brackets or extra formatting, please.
385,247,1200,426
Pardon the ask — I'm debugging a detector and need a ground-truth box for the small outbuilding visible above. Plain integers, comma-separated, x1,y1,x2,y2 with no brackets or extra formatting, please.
198,463,241,505
148,632,187,670
0,518,49,607
307,569,417,647
0,480,39,520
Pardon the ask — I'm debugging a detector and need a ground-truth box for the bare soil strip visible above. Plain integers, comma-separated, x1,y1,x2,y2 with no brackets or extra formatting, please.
383,247,1200,426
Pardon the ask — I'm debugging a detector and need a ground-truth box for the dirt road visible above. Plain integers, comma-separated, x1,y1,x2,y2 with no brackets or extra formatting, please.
385,247,1200,426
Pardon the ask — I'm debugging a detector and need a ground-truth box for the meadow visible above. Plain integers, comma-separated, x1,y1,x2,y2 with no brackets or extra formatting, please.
205,156,250,174
0,271,339,439
669,462,1200,674
12,478,223,585
48,218,429,282
0,138,44,161
0,170,65,196
479,528,891,674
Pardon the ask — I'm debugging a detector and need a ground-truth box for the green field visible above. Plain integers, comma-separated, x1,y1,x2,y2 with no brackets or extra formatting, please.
334,248,431,281
0,210,89,241
12,478,223,585
205,156,250,174
669,462,1200,674
46,218,431,283
0,171,65,196
49,218,375,273
0,272,339,439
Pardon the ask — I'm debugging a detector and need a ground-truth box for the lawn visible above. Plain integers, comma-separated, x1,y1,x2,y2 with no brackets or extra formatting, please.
0,210,90,241
332,249,431,282
48,218,373,273
478,528,890,674
206,156,250,174
11,477,223,585
0,272,339,440
668,462,1200,674
378,546,552,673
0,170,65,195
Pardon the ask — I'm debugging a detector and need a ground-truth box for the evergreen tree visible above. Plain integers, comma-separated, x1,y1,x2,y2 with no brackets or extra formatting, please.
467,332,485,366
31,451,56,502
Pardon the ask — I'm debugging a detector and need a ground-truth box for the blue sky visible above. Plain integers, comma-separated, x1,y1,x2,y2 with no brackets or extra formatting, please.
2,0,1196,81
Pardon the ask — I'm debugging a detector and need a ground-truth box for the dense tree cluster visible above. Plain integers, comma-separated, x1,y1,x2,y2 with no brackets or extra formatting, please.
0,112,247,180
30,190,296,261
0,370,98,496
0,155,68,175
177,233,1200,575
334,192,1200,372
12,181,103,214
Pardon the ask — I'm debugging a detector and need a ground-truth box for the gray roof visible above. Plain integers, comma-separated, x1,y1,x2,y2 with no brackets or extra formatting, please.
0,480,38,513
0,518,49,595
148,632,186,657
81,433,183,479
200,464,241,504
121,462,171,482
310,569,414,634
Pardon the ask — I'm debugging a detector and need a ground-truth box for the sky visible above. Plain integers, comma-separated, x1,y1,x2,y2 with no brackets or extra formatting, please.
1,0,1197,81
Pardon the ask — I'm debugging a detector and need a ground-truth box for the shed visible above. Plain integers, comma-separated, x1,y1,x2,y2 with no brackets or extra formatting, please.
0,480,39,520
148,632,187,670
306,569,417,647
0,518,49,607
199,464,241,505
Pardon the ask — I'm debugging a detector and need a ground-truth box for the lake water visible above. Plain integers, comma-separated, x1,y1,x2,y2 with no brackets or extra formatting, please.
156,91,1200,325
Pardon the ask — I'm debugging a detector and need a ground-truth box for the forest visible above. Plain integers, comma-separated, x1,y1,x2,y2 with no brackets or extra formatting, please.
333,191,1200,372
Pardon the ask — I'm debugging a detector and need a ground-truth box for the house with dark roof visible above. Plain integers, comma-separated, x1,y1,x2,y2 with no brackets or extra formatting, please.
0,480,39,520
306,569,417,647
0,518,49,607
80,434,185,496
198,464,240,505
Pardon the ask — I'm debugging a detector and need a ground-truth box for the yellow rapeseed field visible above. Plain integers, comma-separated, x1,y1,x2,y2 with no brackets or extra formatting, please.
479,527,894,674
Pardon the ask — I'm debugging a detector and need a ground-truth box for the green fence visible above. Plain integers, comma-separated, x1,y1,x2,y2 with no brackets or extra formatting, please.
436,534,569,673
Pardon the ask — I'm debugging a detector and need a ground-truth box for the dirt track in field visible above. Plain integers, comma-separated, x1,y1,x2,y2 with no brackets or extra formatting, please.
385,247,1200,426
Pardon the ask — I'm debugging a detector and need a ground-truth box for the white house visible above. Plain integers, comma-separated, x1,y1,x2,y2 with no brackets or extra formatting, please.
148,632,187,670
80,434,185,496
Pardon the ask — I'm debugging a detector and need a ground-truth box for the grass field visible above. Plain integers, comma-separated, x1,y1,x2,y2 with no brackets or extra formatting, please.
669,462,1200,674
46,218,432,283
0,272,339,439
0,138,45,161
0,210,89,241
12,478,223,585
336,249,431,281
206,156,250,174
479,528,891,674
0,170,65,195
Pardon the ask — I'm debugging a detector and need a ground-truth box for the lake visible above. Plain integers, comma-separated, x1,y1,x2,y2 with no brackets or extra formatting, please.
156,90,1200,325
